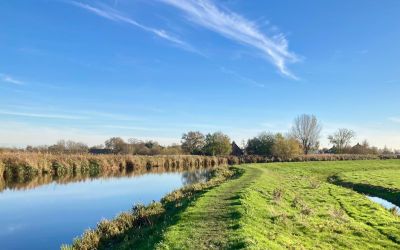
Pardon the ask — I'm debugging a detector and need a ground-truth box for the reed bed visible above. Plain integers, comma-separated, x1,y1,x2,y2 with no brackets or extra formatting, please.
0,152,227,183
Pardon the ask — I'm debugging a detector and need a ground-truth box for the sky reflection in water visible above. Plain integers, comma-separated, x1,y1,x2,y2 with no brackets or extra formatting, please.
0,170,209,250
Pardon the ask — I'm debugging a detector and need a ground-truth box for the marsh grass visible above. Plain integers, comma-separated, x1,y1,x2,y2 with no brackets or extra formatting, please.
0,152,228,191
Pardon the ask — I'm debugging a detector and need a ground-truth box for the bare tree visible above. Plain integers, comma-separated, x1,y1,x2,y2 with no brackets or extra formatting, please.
290,114,322,154
328,128,355,154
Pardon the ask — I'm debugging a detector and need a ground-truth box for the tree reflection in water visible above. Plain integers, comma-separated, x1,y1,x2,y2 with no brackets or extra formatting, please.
181,168,212,185
1,166,214,192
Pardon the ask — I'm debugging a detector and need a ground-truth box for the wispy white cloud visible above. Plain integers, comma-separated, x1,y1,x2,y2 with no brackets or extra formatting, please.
0,110,87,120
71,1,197,53
160,0,299,79
0,73,24,85
0,105,148,122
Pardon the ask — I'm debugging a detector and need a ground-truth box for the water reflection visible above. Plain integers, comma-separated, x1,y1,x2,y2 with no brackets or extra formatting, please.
0,165,212,193
0,168,211,250
182,168,212,185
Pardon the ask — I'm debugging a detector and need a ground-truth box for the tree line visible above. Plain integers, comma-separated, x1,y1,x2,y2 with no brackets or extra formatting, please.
11,114,399,157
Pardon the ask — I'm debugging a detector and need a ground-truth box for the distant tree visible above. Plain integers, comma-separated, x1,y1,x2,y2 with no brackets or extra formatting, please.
245,132,275,156
47,140,88,154
272,133,302,160
328,128,355,154
48,140,66,153
381,146,393,155
181,131,206,155
360,140,370,154
161,144,183,155
203,132,232,156
144,141,162,155
65,140,89,154
290,114,322,154
105,137,125,154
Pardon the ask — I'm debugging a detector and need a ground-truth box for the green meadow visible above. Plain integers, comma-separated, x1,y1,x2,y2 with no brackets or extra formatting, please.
68,160,400,249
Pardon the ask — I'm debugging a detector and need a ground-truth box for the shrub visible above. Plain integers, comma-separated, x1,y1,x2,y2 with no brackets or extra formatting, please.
272,133,302,160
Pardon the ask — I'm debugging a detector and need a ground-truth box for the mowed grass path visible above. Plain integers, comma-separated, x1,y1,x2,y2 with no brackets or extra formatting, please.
157,160,400,249
157,165,263,249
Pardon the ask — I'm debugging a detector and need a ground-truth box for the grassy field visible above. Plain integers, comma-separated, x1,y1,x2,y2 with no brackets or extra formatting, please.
152,160,400,249
337,169,400,190
68,160,400,249
333,168,400,207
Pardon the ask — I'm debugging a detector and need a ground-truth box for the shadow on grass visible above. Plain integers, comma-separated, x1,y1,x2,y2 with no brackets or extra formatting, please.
101,191,207,249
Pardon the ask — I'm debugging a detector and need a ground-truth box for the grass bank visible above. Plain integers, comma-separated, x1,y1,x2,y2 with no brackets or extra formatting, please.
66,160,400,249
61,166,240,249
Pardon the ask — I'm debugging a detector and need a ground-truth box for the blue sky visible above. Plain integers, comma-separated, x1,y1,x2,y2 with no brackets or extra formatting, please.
1,0,399,148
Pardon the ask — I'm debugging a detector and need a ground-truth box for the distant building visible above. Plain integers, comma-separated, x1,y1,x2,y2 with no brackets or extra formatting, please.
231,141,244,156
89,148,112,154
351,143,363,154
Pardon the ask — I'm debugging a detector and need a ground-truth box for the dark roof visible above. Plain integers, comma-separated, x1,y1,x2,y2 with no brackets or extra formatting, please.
231,141,244,156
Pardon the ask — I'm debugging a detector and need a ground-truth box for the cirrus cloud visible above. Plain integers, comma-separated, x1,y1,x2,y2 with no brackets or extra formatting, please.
160,0,300,79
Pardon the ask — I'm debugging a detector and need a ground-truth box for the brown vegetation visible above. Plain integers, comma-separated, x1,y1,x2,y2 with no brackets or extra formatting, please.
0,152,227,187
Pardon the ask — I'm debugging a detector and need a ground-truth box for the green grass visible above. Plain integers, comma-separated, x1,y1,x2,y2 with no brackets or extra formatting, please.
334,168,400,207
156,160,400,249
68,160,400,249
337,169,400,190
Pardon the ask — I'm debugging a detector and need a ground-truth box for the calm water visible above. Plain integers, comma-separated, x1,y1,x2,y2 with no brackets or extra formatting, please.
0,170,210,250
367,196,400,214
